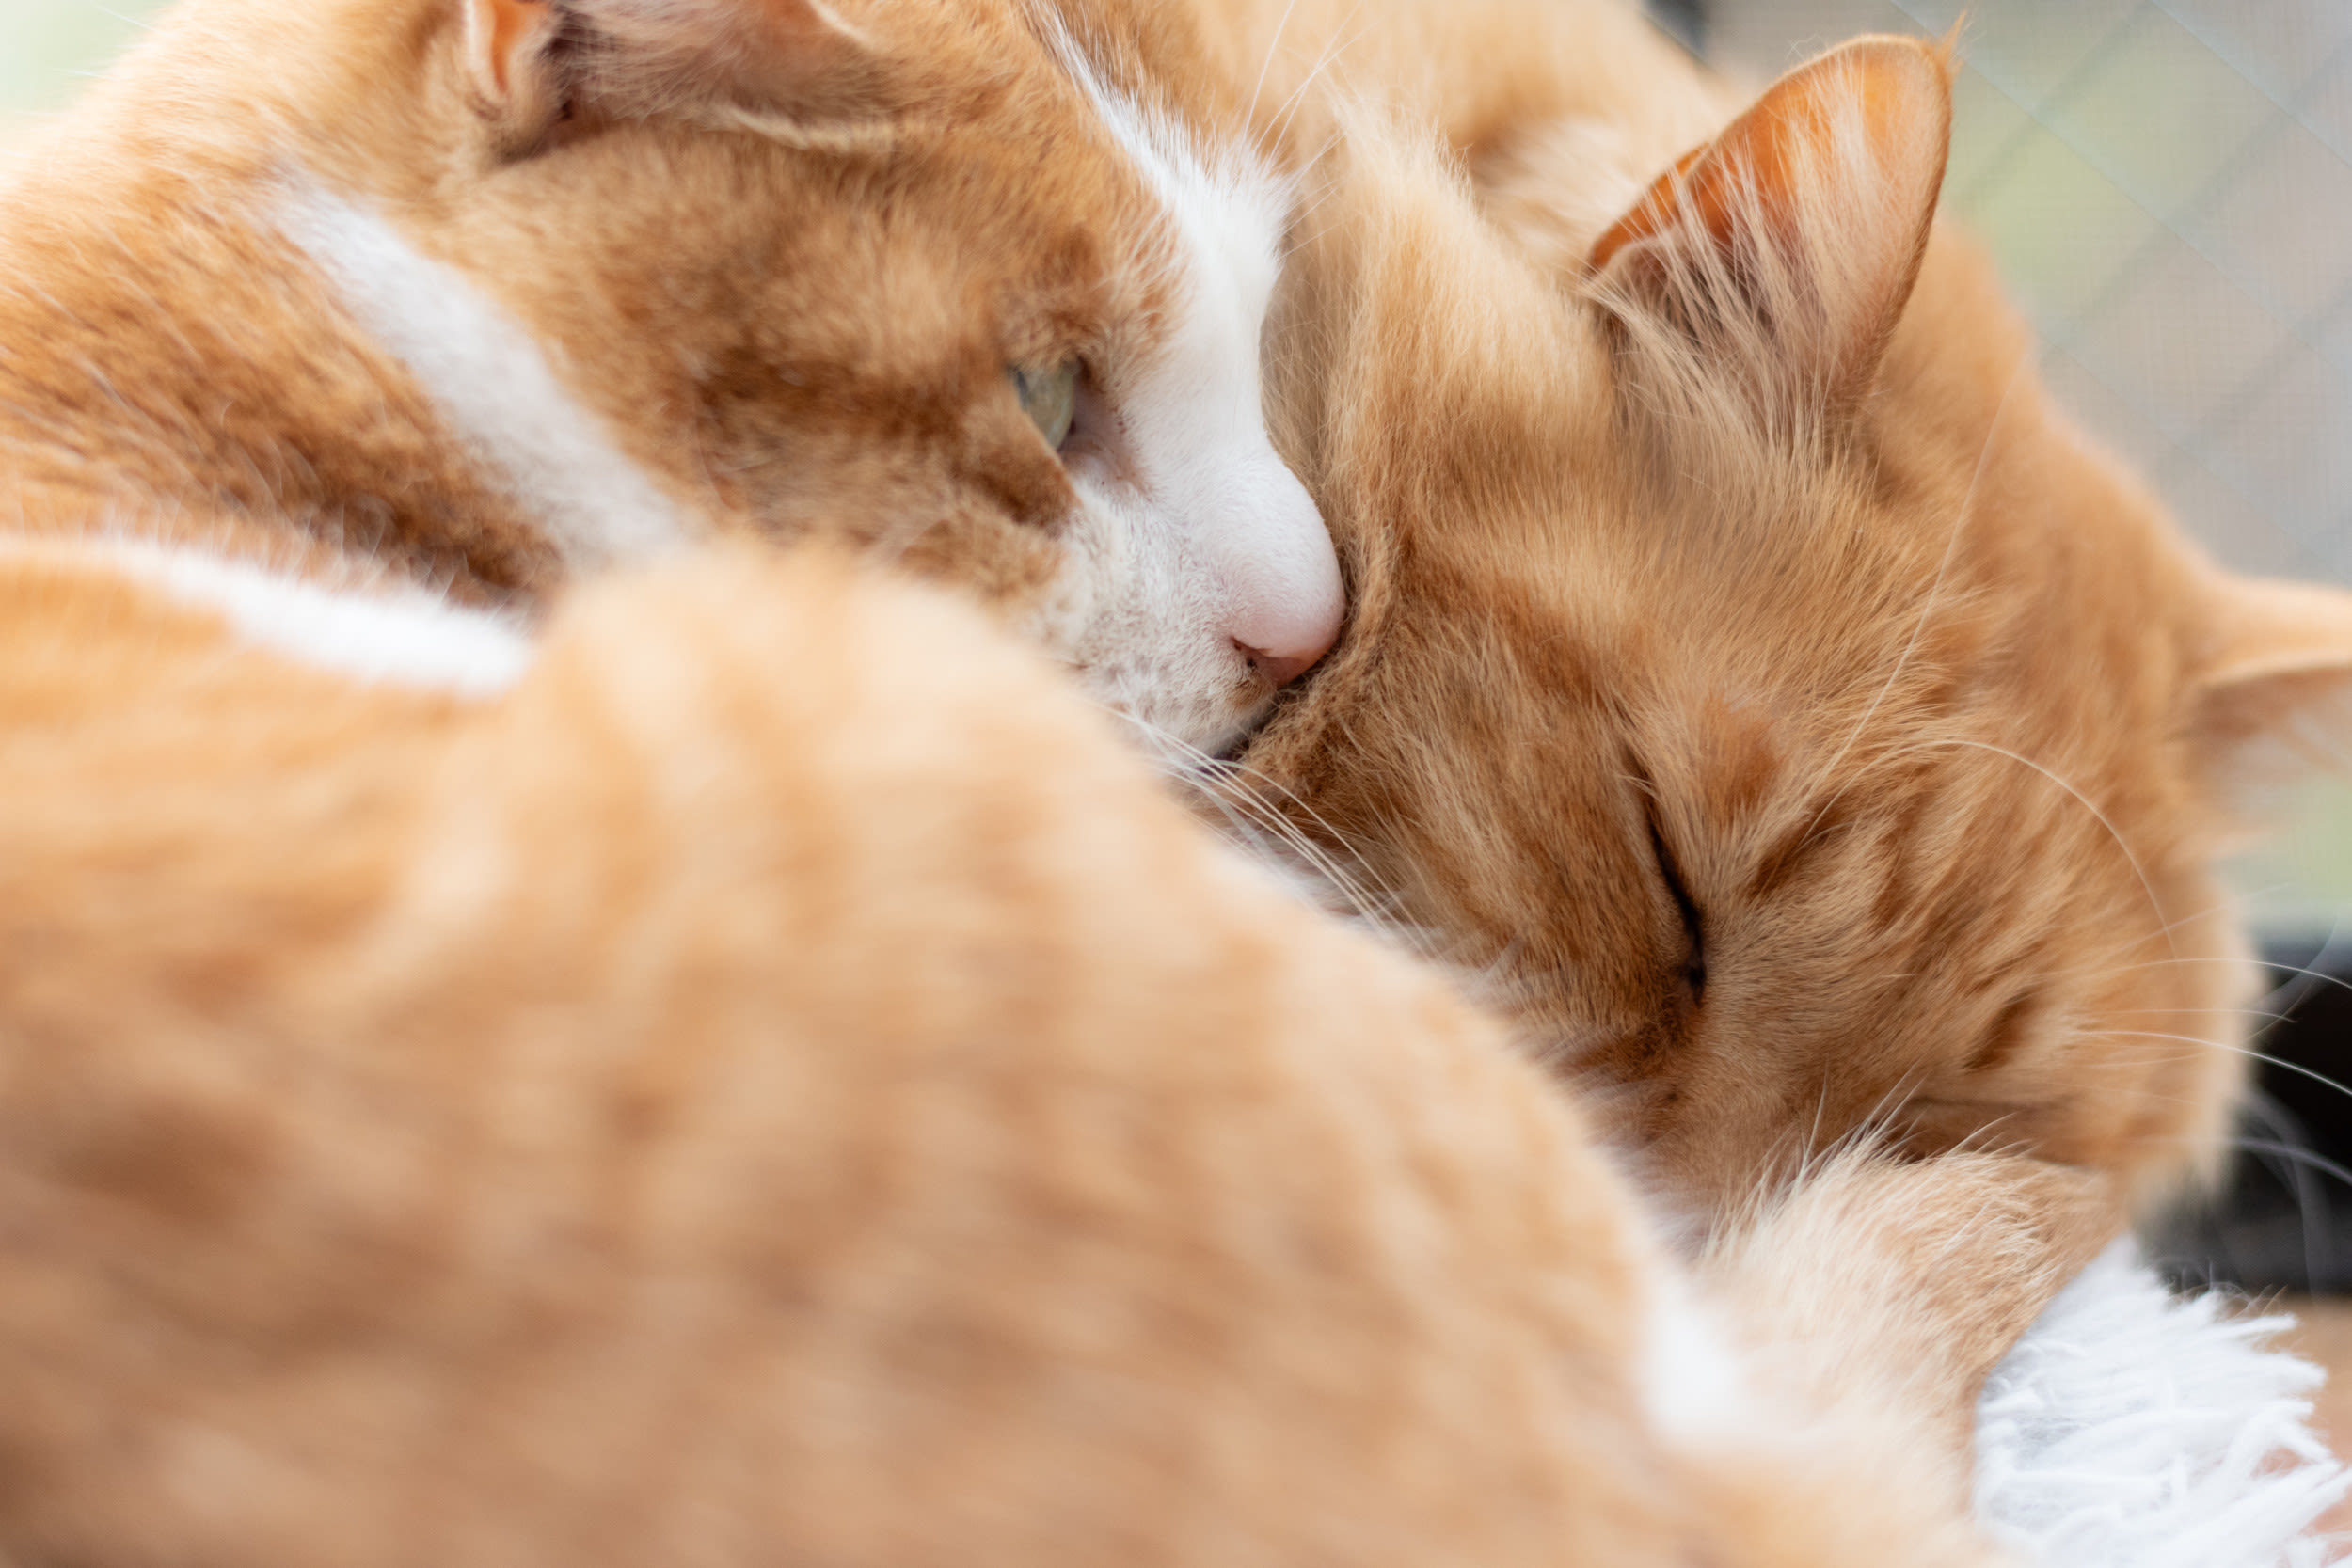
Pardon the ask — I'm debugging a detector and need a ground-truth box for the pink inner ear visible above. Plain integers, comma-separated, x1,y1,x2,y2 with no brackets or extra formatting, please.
2196,576,2352,747
1590,37,1951,277
484,0,539,96
1583,36,1952,406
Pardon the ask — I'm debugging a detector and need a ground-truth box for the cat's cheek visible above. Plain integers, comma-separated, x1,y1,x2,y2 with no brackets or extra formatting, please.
1029,483,1274,757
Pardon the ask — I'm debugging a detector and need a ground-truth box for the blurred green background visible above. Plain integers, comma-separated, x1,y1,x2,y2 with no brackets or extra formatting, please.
0,0,159,147
8,0,2352,931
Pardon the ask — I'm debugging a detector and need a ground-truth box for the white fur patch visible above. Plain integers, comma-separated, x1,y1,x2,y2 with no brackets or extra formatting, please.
39,538,534,696
1638,1267,1759,1447
1039,36,1343,755
1977,1243,2348,1568
276,185,686,569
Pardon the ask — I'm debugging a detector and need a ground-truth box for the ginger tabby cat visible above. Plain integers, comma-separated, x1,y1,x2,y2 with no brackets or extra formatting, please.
0,0,1342,753
1212,13,2352,1216
0,0,2126,1560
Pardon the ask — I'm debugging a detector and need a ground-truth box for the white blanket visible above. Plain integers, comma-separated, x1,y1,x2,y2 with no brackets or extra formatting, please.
1978,1244,2349,1566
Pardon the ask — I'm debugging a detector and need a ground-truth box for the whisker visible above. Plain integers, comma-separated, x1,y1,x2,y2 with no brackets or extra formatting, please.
2257,911,2352,1018
2229,1136,2352,1290
2074,1027,2352,1109
1831,735,2182,966
1244,0,1305,130
2235,1089,2334,1288
2234,1138,2352,1195
1186,752,1403,912
1260,9,1368,161
1104,708,1419,948
1192,773,1398,923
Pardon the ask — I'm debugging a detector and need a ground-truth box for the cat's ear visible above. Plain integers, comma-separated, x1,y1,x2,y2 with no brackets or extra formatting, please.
2189,575,2352,799
463,0,568,145
463,0,891,154
1588,36,1952,420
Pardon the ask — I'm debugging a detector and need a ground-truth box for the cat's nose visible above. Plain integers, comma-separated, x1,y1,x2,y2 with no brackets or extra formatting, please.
1221,466,1343,689
1227,553,1343,686
1209,446,1343,690
1234,636,1330,689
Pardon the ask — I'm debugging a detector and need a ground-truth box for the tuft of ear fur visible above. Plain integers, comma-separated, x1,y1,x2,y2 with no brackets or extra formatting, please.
463,0,898,156
1588,36,1952,427
2190,574,2352,800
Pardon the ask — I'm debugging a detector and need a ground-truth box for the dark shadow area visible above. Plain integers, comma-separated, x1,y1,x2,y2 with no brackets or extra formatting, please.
1645,0,1708,59
2148,936,2352,1294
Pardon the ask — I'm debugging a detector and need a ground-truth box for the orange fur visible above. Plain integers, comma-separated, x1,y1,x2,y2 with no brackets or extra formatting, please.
0,0,1111,567
1226,17,2352,1216
0,0,2150,1556
0,0,1333,747
0,536,2103,1562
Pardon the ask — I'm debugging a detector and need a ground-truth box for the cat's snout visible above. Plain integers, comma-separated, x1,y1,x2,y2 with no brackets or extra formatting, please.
1216,460,1343,689
1234,638,1326,689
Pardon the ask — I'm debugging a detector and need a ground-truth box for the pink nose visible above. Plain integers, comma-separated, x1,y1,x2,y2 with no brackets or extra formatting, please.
1235,635,1334,689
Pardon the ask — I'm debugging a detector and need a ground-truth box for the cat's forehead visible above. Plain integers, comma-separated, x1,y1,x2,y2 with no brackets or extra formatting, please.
1041,25,1290,300
740,19,1285,384
1555,462,1909,680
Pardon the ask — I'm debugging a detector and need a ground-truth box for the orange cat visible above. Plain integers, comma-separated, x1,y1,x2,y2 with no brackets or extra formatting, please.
0,0,1341,753
0,529,2106,1563
1210,17,2352,1217
0,0,2134,1558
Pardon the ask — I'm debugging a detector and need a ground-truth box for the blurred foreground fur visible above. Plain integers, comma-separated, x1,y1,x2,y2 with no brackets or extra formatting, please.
0,540,2109,1563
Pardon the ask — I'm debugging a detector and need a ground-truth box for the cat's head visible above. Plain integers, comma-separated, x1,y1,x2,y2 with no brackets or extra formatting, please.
1246,38,2352,1215
125,0,1339,754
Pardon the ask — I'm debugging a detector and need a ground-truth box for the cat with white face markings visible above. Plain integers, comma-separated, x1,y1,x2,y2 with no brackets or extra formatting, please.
0,0,1339,753
0,3,2263,1562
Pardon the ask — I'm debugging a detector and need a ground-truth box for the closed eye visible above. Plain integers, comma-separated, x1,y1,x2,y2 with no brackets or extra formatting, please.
1647,815,1708,1004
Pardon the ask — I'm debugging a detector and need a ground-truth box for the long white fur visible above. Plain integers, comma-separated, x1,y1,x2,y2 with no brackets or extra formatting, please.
1627,1232,2350,1564
1977,1243,2348,1568
276,185,688,570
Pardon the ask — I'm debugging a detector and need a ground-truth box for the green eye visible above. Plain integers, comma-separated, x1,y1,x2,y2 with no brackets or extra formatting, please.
1009,359,1078,451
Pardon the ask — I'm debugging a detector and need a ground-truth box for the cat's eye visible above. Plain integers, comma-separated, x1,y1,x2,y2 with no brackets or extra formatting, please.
1010,360,1079,451
1647,819,1708,1004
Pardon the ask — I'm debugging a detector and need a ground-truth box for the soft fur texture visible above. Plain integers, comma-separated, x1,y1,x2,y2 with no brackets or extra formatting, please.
1981,1249,2347,1568
0,535,2110,1564
0,0,1341,752
0,0,2327,1560
1194,5,2352,1219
